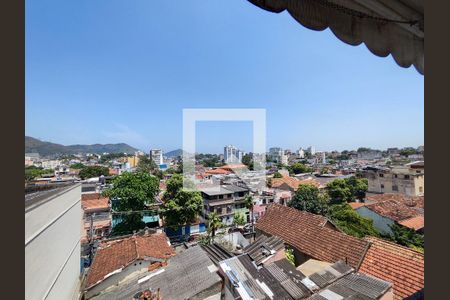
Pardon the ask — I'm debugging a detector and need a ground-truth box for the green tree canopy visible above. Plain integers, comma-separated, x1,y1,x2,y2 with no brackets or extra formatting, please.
70,162,85,169
328,204,379,238
207,212,223,238
388,223,424,252
288,184,328,215
326,178,353,204
288,163,311,175
233,212,246,226
25,166,53,182
160,174,203,228
136,155,157,173
273,172,283,178
242,154,253,170
79,165,109,180
104,171,159,211
345,176,368,201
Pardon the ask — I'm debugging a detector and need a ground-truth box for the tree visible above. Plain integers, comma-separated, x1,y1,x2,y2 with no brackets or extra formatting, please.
207,212,223,239
233,212,246,226
79,166,109,179
136,155,157,173
388,223,424,252
288,184,328,215
70,162,85,169
327,204,379,238
103,172,160,235
326,179,353,204
242,154,253,170
288,163,311,175
104,172,159,211
345,176,368,201
160,174,203,228
273,172,283,178
244,195,255,226
25,166,53,182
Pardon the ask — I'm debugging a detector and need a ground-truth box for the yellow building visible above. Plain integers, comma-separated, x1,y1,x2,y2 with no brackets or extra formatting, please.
127,156,140,168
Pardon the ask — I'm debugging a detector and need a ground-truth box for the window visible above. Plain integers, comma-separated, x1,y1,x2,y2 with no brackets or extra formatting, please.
416,170,421,174
381,184,384,189
404,175,410,179
379,173,384,177
419,186,423,193
394,174,398,178
392,185,398,191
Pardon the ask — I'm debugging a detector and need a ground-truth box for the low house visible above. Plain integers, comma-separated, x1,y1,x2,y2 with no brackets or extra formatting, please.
270,175,321,193
84,232,175,299
354,193,424,234
254,204,424,300
359,237,424,300
81,193,111,241
255,205,369,268
219,255,393,300
91,245,222,300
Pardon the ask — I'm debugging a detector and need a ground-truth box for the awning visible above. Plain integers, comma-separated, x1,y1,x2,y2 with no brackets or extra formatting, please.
248,0,424,74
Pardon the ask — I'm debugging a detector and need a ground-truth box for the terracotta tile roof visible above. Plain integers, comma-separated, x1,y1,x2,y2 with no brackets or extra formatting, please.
349,202,366,209
205,168,230,175
359,237,424,300
271,176,322,191
398,215,425,231
366,193,424,209
255,204,369,269
364,199,420,222
81,197,109,211
82,193,103,200
85,233,175,289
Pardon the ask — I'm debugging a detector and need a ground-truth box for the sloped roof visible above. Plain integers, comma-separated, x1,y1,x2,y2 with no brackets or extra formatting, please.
82,197,109,211
85,233,175,289
248,0,424,74
359,237,424,300
271,176,321,191
93,246,222,300
364,199,420,222
256,204,369,269
398,215,424,231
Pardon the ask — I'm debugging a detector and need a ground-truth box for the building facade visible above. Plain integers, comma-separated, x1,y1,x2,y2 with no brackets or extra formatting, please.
362,163,424,196
150,149,163,165
25,183,82,300
224,145,243,164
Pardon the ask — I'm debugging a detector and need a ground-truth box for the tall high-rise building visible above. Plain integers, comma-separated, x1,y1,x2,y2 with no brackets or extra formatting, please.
307,146,316,155
150,149,163,165
224,145,243,164
297,148,305,159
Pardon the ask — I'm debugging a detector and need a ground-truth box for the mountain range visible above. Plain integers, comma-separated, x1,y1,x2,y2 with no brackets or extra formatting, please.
25,136,138,157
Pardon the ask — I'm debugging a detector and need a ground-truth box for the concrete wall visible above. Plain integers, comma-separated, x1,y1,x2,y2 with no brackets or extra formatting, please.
25,184,82,300
355,206,395,235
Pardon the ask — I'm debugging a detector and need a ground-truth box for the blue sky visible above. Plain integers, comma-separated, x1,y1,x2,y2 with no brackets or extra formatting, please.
26,0,424,154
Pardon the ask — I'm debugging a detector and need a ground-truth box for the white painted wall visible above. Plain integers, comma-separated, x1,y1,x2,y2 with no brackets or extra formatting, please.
25,184,82,300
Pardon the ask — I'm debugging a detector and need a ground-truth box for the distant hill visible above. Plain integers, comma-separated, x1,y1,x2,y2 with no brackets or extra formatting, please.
25,136,138,157
165,149,184,158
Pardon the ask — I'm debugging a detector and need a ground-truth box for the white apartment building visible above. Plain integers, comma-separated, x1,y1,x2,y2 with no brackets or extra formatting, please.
224,145,243,164
150,149,163,165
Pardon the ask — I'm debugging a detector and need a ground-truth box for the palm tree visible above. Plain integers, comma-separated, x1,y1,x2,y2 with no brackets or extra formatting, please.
207,212,223,240
244,195,255,229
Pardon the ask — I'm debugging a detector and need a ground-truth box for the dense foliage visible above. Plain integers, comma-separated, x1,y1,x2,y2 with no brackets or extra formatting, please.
326,177,368,204
69,162,85,169
104,171,159,211
136,155,157,173
25,166,53,181
273,172,283,178
327,204,379,238
103,172,160,235
160,174,203,228
288,163,312,175
78,165,109,179
387,223,424,252
288,184,328,215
